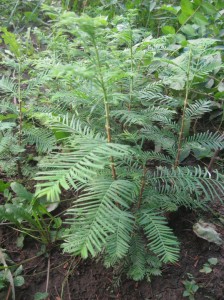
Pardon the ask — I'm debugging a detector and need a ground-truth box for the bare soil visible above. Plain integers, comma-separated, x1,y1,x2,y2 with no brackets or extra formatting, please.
1,207,224,300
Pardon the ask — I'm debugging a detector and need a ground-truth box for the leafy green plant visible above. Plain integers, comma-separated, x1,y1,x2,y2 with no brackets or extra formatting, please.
0,0,46,29
0,0,223,285
200,257,218,274
65,0,224,41
183,273,199,300
0,28,56,177
0,182,62,245
30,13,224,281
0,248,24,300
34,292,49,300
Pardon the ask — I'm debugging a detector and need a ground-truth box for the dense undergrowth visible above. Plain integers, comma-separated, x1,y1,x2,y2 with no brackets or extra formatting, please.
0,0,224,299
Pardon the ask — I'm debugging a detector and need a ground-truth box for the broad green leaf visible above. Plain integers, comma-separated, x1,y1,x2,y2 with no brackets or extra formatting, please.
178,0,195,24
16,235,25,249
179,148,191,162
201,2,217,15
183,290,190,296
181,23,196,36
14,265,23,277
14,276,25,287
24,11,38,22
178,12,190,25
218,82,224,92
205,78,214,89
208,257,218,265
162,26,176,35
0,180,10,193
52,129,69,140
160,5,180,15
214,91,224,99
193,0,202,5
10,182,33,201
150,1,157,12
34,292,49,300
193,12,209,26
192,284,199,292
175,33,186,43
200,264,212,273
193,147,212,160
181,0,194,15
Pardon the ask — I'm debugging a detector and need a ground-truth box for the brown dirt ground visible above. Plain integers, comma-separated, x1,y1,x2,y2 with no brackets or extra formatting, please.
1,207,224,300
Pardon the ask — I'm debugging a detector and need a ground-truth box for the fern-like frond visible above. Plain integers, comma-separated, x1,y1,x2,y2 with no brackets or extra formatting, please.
138,210,179,263
24,71,50,96
193,52,222,78
141,126,176,157
32,104,68,115
149,166,224,203
143,188,207,211
136,151,173,165
47,114,93,137
144,106,175,121
111,110,146,126
35,137,131,201
23,126,56,153
0,76,17,96
0,134,23,155
0,122,16,131
0,155,18,175
112,107,174,127
104,211,135,266
182,131,224,151
126,234,147,281
185,100,212,120
62,179,137,258
156,116,180,132
138,87,179,107
0,101,19,114
50,90,80,111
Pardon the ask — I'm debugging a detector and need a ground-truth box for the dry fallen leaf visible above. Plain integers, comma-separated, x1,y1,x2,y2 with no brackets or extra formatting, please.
193,219,223,246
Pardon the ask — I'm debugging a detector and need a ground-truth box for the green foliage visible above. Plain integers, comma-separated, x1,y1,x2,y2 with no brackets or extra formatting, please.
0,180,10,193
0,0,45,28
35,136,131,201
183,273,199,300
199,257,218,274
0,0,223,284
0,51,57,176
125,234,162,281
138,210,179,263
31,12,224,281
63,179,137,258
1,28,21,57
0,182,62,245
200,257,218,274
0,76,18,95
23,126,56,153
34,292,49,300
0,249,24,300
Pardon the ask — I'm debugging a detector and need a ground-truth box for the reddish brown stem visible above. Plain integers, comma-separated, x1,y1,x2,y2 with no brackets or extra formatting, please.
207,149,220,172
5,285,12,300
